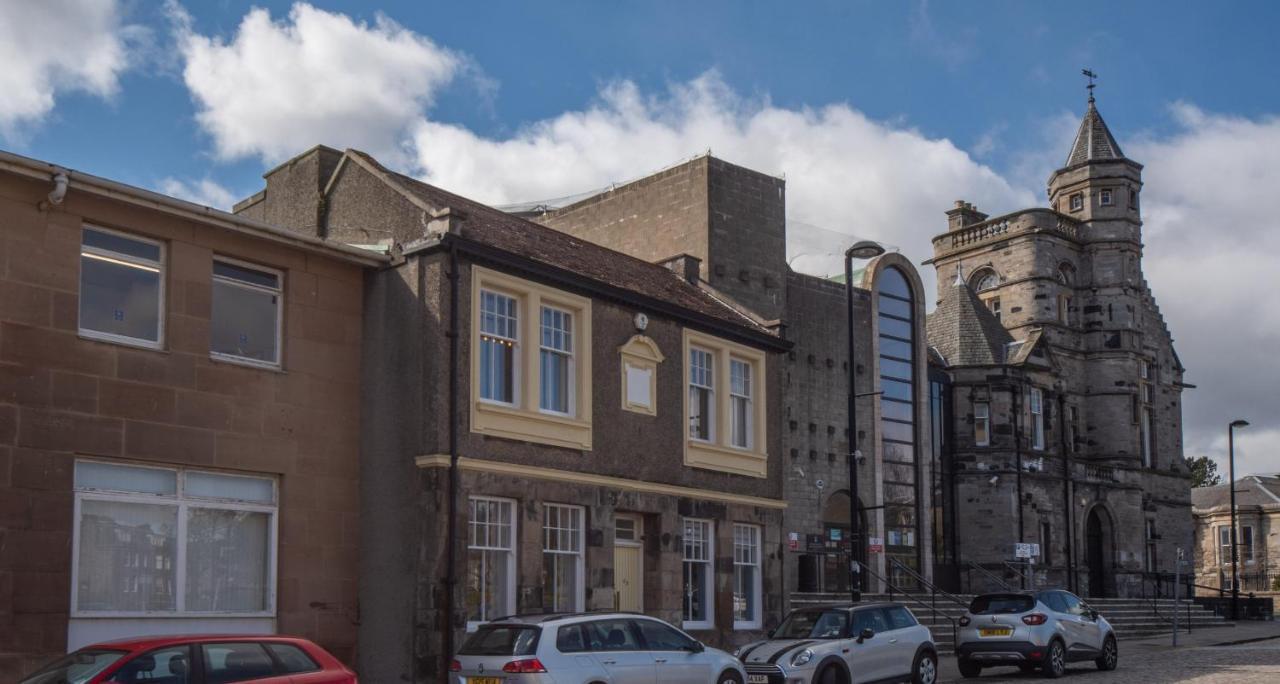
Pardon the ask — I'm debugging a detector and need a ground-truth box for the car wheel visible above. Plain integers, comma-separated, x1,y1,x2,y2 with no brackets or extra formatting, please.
817,664,844,684
1041,640,1066,679
958,659,982,678
912,650,937,684
1095,635,1118,671
717,670,743,684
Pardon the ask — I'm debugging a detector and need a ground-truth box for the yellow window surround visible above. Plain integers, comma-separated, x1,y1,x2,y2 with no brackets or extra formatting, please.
619,334,664,416
470,266,593,450
683,329,768,478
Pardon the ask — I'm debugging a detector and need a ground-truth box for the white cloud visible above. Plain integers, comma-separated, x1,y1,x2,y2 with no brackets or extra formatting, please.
171,1,467,164
158,177,236,210
0,0,140,139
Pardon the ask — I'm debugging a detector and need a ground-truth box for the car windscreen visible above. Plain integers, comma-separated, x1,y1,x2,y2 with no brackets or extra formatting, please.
969,594,1036,615
774,610,849,639
19,648,127,684
458,625,541,656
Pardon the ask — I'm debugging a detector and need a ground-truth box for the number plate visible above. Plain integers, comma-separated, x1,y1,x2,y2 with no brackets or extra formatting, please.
747,675,770,684
978,628,1012,637
467,678,501,684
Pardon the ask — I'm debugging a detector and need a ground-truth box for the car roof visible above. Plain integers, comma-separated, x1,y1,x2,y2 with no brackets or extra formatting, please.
484,612,664,627
790,602,907,611
84,634,315,651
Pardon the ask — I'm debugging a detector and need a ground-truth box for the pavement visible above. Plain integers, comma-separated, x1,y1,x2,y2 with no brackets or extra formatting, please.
936,621,1280,683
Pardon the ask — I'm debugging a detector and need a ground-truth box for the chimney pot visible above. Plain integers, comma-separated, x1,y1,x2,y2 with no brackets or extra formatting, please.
659,253,702,284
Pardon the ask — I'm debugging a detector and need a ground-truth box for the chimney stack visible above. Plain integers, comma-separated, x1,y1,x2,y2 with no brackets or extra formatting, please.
946,200,989,232
658,253,702,284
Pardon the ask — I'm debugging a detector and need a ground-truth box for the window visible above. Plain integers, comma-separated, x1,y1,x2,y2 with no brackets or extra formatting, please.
1218,526,1232,564
635,619,698,651
543,504,584,612
688,348,715,441
1067,406,1079,453
877,267,920,577
682,519,714,629
460,625,540,656
1144,520,1157,572
851,608,890,635
211,258,282,367
1130,188,1139,211
1140,407,1152,467
1100,188,1113,206
107,645,190,683
1058,294,1073,325
729,359,753,449
974,402,990,446
266,643,319,674
72,461,276,617
732,524,762,629
467,497,516,627
202,643,274,683
582,619,642,651
970,269,999,292
479,290,518,404
1242,525,1255,562
79,226,164,348
1041,522,1053,565
884,606,917,630
1029,388,1045,451
1069,193,1083,212
989,297,1002,322
539,306,574,413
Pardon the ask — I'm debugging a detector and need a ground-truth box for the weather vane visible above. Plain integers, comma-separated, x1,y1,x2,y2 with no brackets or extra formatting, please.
1082,68,1098,103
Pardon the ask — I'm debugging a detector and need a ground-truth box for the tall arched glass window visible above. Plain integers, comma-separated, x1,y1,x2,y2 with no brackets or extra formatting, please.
877,267,919,582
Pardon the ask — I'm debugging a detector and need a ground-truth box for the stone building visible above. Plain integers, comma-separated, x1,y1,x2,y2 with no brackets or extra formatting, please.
0,149,380,679
234,147,791,682
924,96,1193,597
1192,476,1280,595
532,156,936,601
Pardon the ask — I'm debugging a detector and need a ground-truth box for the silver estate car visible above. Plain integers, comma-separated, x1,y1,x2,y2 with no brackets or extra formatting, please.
450,612,746,683
955,591,1118,679
736,603,938,684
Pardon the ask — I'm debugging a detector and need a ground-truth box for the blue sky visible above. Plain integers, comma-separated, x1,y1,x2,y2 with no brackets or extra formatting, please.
4,0,1280,475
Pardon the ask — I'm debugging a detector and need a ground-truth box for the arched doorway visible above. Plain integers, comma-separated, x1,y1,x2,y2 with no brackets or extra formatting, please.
1085,506,1114,598
816,490,867,594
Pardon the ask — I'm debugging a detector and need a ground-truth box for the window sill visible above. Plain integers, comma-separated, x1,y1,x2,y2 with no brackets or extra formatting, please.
685,440,767,478
71,611,276,619
209,352,285,373
472,400,592,450
733,620,763,631
79,330,165,352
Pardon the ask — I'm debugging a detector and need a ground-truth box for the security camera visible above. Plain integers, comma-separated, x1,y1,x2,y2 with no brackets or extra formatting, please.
989,475,1000,485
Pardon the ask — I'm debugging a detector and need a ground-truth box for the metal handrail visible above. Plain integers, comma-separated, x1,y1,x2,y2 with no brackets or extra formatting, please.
1002,561,1034,589
889,558,969,610
857,560,958,649
966,561,1016,593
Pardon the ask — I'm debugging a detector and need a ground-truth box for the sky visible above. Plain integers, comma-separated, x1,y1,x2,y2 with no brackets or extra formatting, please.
3,0,1278,477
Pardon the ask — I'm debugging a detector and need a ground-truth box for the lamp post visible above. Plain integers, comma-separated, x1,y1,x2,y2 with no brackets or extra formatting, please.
845,240,886,603
1228,419,1249,620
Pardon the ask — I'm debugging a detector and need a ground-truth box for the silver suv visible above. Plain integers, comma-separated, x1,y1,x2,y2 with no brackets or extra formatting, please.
449,612,746,683
955,591,1118,678
736,603,938,684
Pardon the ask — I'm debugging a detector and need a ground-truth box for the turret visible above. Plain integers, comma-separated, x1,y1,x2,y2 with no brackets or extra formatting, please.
1047,98,1144,243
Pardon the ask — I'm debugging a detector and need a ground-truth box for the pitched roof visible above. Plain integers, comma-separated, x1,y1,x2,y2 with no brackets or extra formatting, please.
1193,475,1280,511
926,279,1013,367
343,151,779,341
1066,100,1125,166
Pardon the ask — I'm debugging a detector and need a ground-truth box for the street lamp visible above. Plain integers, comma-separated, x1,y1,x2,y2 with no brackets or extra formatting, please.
844,239,886,604
1228,418,1249,620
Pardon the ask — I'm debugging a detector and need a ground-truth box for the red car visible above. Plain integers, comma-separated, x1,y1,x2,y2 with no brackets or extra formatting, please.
19,634,358,684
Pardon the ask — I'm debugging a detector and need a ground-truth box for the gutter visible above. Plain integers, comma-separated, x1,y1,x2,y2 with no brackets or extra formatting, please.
0,149,388,268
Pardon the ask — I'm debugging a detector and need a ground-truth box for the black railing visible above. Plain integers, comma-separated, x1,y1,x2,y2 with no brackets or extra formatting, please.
965,561,1016,593
888,558,970,614
1002,561,1034,590
857,560,958,648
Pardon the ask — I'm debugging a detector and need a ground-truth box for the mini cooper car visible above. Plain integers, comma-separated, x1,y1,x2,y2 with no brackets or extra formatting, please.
450,612,746,683
736,603,937,684
955,590,1118,678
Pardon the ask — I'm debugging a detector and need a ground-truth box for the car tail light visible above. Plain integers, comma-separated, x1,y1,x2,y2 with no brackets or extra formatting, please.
1022,613,1048,625
958,616,970,627
448,659,461,672
502,658,548,673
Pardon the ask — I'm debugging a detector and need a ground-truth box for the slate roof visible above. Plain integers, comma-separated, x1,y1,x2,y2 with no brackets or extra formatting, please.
926,279,1013,367
344,151,778,340
1193,475,1280,511
1066,100,1125,166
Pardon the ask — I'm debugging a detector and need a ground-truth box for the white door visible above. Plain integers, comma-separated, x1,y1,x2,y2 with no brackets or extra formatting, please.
614,514,644,612
585,618,656,684
634,618,711,684
848,607,894,683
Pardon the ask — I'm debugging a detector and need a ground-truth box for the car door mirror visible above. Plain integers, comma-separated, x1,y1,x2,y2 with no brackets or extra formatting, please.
682,641,705,653
857,628,875,643
1089,609,1099,620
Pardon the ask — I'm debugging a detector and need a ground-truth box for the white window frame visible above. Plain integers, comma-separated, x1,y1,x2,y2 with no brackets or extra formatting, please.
682,518,715,630
1241,525,1255,563
1217,525,1231,565
1029,388,1045,451
478,288,520,406
732,523,762,630
210,256,284,369
538,304,575,416
542,503,585,612
70,459,278,618
974,402,990,447
1069,193,1083,212
78,225,166,350
729,358,753,450
467,496,517,630
688,347,716,443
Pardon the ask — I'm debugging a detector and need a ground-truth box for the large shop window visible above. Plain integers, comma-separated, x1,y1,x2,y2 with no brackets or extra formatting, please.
467,497,516,628
72,460,276,616
79,226,164,348
732,524,762,630
542,504,584,612
682,518,714,630
471,268,592,450
683,331,768,477
876,266,919,577
211,258,282,368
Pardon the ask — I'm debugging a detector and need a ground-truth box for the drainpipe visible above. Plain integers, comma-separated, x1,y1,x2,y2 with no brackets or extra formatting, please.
1011,382,1025,588
46,168,69,207
1058,393,1076,593
442,240,461,680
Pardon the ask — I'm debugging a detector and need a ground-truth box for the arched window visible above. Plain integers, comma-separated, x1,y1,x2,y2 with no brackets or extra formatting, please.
876,267,919,578
970,268,999,292
1057,263,1076,286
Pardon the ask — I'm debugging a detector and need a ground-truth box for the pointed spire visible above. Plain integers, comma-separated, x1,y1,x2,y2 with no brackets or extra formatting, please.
1066,99,1125,166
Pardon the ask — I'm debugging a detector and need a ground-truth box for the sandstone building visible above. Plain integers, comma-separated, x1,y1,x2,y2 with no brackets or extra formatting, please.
1193,476,1280,596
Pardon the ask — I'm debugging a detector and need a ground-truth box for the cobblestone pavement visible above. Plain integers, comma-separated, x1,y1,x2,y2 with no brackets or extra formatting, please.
937,634,1280,683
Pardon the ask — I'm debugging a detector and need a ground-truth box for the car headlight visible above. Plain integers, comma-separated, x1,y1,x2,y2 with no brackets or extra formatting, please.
791,648,814,667
732,646,742,659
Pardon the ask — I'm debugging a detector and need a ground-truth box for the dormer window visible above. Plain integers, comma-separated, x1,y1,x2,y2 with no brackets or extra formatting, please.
1069,193,1084,212
1099,189,1113,206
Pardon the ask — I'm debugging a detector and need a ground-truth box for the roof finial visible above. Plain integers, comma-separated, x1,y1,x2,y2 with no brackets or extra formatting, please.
1082,68,1097,104
953,262,965,287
